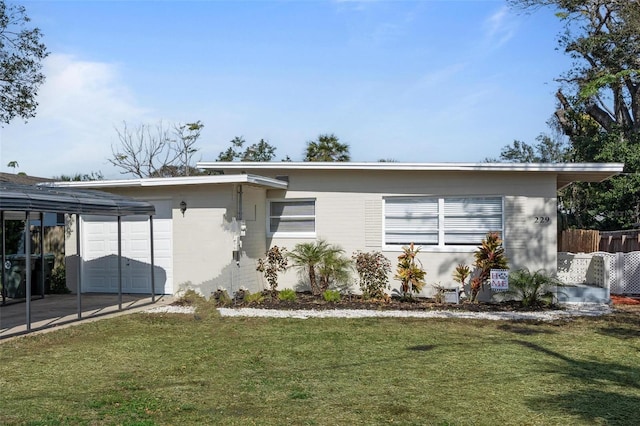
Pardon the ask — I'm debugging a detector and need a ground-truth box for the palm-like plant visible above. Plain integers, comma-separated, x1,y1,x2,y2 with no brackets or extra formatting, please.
304,134,350,162
471,232,508,302
288,239,350,295
317,249,353,293
500,268,562,308
394,243,426,297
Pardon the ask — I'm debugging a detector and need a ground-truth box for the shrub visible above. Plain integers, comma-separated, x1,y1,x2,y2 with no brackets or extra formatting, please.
234,287,249,302
394,243,426,297
470,232,509,302
322,289,341,303
212,288,232,307
48,266,70,294
257,246,288,294
245,291,265,304
289,240,352,295
174,288,206,306
353,251,391,299
278,289,297,302
500,268,562,308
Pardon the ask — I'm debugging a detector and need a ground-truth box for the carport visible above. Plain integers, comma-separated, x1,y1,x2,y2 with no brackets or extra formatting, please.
0,182,156,337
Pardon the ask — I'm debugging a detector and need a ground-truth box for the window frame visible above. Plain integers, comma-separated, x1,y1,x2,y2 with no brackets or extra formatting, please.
382,195,504,252
267,198,316,238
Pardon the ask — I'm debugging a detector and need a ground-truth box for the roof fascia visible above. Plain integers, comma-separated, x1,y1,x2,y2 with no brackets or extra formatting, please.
51,174,288,190
197,161,624,173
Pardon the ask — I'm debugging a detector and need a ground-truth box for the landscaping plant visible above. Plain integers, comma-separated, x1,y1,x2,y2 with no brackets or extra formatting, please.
288,239,350,295
470,232,508,302
500,268,563,308
353,250,392,299
394,243,426,297
257,245,288,295
322,289,341,303
212,288,232,306
277,288,297,302
452,263,470,297
317,249,352,293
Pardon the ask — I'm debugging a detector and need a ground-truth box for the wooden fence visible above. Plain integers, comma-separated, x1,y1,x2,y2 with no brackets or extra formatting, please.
559,229,640,253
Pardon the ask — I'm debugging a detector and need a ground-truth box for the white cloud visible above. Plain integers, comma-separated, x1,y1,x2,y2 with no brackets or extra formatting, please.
0,53,151,178
482,6,517,50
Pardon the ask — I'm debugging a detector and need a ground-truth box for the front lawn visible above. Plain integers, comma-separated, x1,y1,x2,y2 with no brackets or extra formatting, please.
1,307,638,425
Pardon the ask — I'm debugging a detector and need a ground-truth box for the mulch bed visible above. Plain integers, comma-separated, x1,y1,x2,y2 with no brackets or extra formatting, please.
229,292,558,312
611,295,640,305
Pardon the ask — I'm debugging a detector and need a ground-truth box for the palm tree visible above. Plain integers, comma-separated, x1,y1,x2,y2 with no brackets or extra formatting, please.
288,239,350,295
317,249,352,293
304,134,350,162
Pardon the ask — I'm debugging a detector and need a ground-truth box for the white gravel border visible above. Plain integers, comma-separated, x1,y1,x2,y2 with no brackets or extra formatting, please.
147,303,613,321
218,304,612,321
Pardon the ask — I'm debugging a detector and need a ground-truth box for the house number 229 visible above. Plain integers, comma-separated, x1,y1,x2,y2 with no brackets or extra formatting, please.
534,217,550,224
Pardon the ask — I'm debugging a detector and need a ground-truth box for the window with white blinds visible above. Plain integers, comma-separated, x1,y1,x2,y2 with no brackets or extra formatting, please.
384,196,503,247
268,199,316,236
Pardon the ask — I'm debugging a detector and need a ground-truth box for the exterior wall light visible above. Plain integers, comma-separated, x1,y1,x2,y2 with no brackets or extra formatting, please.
180,200,187,216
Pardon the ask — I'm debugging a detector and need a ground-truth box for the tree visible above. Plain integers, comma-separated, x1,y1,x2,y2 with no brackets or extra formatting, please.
0,1,48,124
489,133,569,163
508,0,640,229
53,171,104,181
216,136,278,161
304,133,350,162
288,239,347,296
109,120,204,178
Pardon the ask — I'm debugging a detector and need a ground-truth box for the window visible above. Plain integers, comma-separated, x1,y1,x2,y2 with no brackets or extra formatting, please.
384,196,503,248
268,199,315,236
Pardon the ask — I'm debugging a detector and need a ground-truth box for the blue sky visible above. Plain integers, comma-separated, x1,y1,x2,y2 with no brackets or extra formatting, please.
0,0,569,179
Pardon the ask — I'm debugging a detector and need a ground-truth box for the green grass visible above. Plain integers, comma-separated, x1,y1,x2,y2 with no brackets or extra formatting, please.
1,307,639,425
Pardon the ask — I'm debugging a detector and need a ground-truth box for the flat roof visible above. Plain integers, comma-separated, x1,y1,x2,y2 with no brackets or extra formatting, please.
52,173,289,190
197,161,625,190
0,182,155,216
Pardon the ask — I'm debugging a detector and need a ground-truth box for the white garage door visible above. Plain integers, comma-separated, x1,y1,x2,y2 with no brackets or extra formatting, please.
81,200,173,294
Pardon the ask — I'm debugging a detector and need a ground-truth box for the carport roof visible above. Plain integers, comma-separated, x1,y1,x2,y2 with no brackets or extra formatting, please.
0,182,156,216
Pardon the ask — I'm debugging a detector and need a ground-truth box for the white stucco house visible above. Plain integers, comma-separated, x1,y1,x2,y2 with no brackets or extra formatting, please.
57,162,624,299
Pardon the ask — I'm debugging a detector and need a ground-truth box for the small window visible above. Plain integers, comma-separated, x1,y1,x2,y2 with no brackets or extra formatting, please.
268,199,315,236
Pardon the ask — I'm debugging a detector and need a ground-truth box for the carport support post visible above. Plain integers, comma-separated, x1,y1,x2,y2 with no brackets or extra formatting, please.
1,210,5,304
118,216,122,310
39,212,45,298
149,215,155,302
76,213,82,319
25,211,31,330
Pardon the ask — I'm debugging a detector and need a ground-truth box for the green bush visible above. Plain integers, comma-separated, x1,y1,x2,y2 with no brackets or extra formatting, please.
48,266,70,294
500,268,562,308
289,240,352,295
244,291,265,304
322,289,341,303
278,289,297,302
174,288,206,306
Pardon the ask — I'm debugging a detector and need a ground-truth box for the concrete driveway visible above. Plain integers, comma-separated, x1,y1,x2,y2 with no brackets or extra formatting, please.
1,293,171,339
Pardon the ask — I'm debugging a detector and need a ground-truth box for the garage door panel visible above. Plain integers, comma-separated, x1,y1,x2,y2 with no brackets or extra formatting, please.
81,199,173,294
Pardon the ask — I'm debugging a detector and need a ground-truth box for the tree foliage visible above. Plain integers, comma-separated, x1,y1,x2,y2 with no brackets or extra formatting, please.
54,171,104,181
490,133,569,163
304,133,350,162
288,239,350,295
109,120,204,178
506,0,640,229
0,1,48,124
217,136,278,162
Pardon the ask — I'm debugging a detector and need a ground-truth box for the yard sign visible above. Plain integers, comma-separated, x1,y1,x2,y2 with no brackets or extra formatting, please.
490,269,509,291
